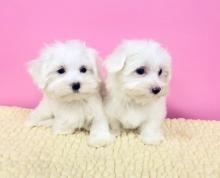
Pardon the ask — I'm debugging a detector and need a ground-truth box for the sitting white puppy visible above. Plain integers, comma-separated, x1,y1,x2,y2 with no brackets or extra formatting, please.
104,40,171,144
26,40,114,147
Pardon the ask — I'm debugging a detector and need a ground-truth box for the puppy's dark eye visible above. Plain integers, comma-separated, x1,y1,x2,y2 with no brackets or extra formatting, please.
79,66,87,73
57,67,65,74
158,68,163,76
135,67,146,75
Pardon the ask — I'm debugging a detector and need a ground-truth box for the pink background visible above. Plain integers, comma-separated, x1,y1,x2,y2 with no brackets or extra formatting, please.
0,0,219,120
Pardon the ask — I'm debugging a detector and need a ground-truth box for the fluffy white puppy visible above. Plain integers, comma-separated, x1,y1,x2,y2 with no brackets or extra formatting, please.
26,40,114,147
104,40,171,144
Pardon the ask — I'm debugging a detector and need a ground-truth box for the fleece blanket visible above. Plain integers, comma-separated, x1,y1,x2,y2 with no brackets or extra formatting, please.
0,106,219,178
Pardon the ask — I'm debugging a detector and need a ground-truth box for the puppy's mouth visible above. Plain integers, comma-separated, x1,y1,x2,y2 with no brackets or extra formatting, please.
57,93,85,102
59,90,95,101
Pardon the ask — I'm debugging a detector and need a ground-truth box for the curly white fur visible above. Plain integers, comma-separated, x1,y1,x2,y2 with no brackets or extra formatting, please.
104,40,172,144
26,40,114,147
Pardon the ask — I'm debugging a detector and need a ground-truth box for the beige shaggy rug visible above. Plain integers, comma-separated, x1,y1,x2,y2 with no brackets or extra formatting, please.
0,106,219,178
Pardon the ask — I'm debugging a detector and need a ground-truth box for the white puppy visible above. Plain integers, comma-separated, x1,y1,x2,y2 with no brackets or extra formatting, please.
26,40,114,147
104,40,171,144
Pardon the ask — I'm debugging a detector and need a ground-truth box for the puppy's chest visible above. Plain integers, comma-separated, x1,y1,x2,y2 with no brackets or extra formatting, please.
117,104,148,129
70,104,92,120
54,102,93,124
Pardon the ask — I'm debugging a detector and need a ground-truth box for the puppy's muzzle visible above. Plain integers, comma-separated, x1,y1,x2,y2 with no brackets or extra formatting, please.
72,82,81,92
151,87,161,95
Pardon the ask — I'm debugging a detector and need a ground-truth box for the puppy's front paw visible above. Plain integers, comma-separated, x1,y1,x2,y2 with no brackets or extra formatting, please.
88,133,115,147
140,132,164,145
53,127,75,135
53,129,75,135
25,117,54,128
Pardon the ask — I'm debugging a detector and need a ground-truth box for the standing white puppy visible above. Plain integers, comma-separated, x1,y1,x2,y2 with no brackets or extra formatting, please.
104,40,171,144
26,40,114,147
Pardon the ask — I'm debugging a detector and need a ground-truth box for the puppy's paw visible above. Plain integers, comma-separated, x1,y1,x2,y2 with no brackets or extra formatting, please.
25,117,53,128
53,128,75,135
53,129,74,135
88,133,115,147
140,132,164,145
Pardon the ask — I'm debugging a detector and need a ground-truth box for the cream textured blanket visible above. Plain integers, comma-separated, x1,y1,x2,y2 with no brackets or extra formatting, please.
0,106,219,178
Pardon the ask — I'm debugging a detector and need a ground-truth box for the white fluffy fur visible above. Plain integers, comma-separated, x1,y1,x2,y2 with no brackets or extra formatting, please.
104,40,171,144
26,40,114,147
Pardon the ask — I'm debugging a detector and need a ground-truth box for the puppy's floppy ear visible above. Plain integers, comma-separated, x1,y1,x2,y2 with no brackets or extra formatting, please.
28,58,47,89
104,46,127,74
86,48,101,82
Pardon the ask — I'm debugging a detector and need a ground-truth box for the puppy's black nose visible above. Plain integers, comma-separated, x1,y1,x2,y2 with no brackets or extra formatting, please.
151,87,161,95
72,82,81,91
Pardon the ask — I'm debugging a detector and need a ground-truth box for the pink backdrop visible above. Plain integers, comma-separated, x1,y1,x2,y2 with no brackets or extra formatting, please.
1,0,220,120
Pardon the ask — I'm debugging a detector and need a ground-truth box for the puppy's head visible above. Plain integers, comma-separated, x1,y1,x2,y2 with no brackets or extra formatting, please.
28,40,100,101
105,40,171,103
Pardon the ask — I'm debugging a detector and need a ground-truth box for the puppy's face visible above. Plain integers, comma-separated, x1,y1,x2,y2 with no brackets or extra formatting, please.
29,41,100,101
105,40,171,102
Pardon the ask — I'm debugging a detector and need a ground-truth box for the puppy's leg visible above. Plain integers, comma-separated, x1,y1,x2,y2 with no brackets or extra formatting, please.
140,100,166,145
25,97,53,127
88,97,115,147
140,116,164,145
140,121,164,145
89,118,115,147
